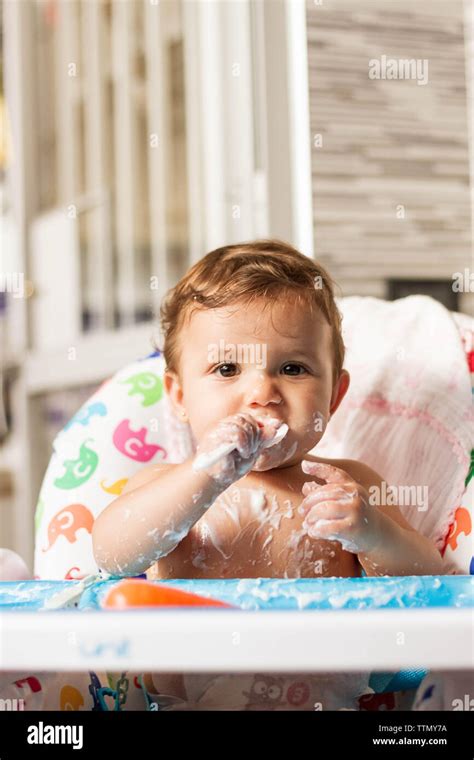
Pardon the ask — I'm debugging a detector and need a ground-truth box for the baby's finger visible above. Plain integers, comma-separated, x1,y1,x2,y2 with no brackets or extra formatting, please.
230,430,252,460
301,460,355,486
301,486,355,508
301,481,356,499
305,517,347,540
234,420,259,457
303,501,348,526
219,417,257,459
235,414,263,451
301,480,319,496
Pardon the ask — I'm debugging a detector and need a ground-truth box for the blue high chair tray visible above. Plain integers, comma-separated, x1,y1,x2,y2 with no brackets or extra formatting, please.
81,574,473,611
0,574,471,611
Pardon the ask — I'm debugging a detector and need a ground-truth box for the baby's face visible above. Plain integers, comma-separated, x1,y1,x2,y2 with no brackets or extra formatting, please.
166,298,348,471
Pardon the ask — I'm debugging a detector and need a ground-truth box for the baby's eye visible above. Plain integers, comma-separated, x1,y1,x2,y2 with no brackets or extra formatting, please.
213,363,240,378
281,363,307,376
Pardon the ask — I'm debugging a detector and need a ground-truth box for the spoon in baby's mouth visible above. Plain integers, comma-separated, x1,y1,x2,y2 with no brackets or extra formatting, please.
192,421,289,472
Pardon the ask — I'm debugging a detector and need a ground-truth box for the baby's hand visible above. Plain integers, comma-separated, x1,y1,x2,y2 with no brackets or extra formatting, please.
194,413,281,488
299,461,384,553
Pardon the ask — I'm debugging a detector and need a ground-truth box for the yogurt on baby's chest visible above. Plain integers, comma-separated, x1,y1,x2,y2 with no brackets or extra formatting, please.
148,477,360,580
189,487,278,573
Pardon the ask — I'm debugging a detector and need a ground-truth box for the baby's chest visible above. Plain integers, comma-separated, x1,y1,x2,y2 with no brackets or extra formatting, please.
149,485,359,580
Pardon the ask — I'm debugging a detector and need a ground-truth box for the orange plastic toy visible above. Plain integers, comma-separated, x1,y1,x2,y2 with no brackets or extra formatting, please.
102,579,234,609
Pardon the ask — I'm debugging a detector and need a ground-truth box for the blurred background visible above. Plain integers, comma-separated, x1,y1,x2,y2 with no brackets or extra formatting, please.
0,0,473,570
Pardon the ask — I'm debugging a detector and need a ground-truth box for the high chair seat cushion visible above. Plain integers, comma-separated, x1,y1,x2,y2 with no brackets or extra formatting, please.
33,352,193,580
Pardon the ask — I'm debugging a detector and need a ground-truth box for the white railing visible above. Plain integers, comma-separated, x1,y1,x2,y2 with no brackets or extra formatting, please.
3,0,311,569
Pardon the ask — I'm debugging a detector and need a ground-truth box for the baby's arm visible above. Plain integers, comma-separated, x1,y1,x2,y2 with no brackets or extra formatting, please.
357,518,450,577
91,460,218,576
300,459,451,577
92,413,280,576
342,460,449,576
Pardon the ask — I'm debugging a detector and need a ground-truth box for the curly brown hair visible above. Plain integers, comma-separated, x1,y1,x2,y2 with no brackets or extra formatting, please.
155,239,345,381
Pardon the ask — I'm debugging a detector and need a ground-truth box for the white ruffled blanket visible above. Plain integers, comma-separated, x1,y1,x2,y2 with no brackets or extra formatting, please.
314,295,473,553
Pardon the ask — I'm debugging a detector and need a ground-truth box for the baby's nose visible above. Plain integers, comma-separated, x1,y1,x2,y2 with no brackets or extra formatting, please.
246,373,282,407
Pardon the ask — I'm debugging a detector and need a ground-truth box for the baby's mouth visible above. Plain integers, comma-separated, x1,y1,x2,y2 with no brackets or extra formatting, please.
254,415,286,434
255,419,289,455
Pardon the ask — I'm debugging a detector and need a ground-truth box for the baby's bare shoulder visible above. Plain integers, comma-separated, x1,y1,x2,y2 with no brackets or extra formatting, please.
121,461,176,495
303,454,382,487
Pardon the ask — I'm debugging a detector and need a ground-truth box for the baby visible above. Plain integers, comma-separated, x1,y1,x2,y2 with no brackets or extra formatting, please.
92,239,448,710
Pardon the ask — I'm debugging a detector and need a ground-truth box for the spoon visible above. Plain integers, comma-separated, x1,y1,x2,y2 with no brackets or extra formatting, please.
192,422,289,472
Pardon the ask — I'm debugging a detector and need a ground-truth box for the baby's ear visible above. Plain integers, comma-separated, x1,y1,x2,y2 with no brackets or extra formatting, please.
163,368,181,400
164,370,183,407
163,369,176,393
329,369,350,416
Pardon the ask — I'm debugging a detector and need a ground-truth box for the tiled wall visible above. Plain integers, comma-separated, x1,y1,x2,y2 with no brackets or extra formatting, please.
306,0,471,312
